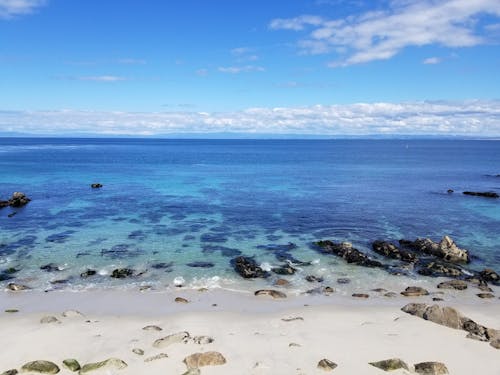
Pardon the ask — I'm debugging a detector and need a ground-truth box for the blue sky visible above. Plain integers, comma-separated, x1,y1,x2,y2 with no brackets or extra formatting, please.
1,0,500,135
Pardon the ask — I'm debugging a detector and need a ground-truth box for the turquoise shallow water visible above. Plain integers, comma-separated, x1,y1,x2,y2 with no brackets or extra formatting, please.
0,138,499,293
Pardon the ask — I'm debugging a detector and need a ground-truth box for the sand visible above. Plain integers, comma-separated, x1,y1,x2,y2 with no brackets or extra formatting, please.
0,290,499,375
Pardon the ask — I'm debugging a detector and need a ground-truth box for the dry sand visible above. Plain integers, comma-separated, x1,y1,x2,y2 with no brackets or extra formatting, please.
0,290,499,375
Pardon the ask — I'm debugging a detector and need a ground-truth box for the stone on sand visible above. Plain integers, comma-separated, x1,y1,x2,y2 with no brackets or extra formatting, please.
369,358,409,371
183,351,227,369
79,358,127,374
414,362,449,374
62,359,80,372
317,358,337,371
20,360,60,374
254,289,287,299
153,331,190,348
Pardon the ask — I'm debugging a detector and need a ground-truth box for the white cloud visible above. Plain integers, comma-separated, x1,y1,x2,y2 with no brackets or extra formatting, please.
0,0,46,19
218,65,265,74
270,0,500,66
1,101,499,136
78,75,127,82
423,57,442,64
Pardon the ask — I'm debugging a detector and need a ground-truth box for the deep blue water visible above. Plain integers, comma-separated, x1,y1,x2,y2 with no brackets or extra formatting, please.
0,138,499,293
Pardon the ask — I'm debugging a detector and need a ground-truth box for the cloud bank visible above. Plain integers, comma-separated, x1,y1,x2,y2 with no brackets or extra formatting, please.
1,101,499,136
0,0,46,19
270,0,500,66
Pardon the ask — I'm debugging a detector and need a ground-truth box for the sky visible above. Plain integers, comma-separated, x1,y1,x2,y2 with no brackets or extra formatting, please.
1,0,500,136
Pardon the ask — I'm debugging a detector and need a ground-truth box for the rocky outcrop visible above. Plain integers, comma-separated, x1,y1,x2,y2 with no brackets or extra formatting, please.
317,359,337,371
400,236,469,264
401,303,499,348
231,256,269,279
369,358,409,372
20,360,60,374
479,268,499,283
0,192,31,209
314,240,382,267
414,361,449,374
416,261,464,278
463,191,499,198
372,241,417,262
183,351,226,369
254,289,287,299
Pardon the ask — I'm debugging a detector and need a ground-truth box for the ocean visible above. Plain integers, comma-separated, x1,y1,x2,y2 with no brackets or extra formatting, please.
0,138,499,294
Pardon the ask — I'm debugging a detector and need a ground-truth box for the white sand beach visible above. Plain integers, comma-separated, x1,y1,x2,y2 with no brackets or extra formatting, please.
0,290,499,375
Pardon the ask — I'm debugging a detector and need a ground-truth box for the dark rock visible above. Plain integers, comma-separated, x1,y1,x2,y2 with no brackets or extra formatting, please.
254,289,287,299
151,262,174,270
401,286,429,297
462,320,490,342
40,263,61,272
476,293,495,299
447,189,454,193
417,261,463,278
400,236,469,264
463,191,499,198
186,261,214,268
175,297,189,304
369,358,409,371
414,362,449,374
372,241,417,262
231,256,269,279
272,264,297,275
62,359,81,372
1,370,18,375
7,192,31,208
337,278,351,284
91,183,103,188
437,280,467,290
314,240,383,267
352,293,369,298
110,268,134,278
432,297,444,301
305,275,323,283
80,269,97,278
479,268,499,283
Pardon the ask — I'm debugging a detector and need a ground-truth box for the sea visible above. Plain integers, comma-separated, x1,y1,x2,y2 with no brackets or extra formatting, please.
0,138,499,295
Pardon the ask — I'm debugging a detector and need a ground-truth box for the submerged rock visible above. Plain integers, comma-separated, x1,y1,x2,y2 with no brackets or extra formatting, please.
80,269,96,278
437,280,467,290
479,268,499,283
20,360,60,374
40,263,62,272
5,192,31,208
400,236,469,263
372,241,417,262
79,358,127,373
110,268,134,278
416,261,464,278
305,275,323,283
317,358,337,371
186,261,214,268
314,240,382,267
183,351,227,369
90,183,103,189
272,264,297,275
414,361,449,374
231,256,269,278
369,358,409,372
463,191,499,198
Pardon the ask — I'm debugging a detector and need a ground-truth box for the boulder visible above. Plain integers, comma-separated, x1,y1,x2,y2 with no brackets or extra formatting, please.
183,351,226,369
416,261,463,278
314,240,383,267
414,362,449,374
175,297,189,304
400,236,469,264
317,359,337,371
254,289,287,299
369,358,409,371
477,293,495,299
40,263,61,272
272,264,297,275
437,280,467,290
231,256,269,278
463,191,499,198
62,359,81,372
79,358,127,374
372,241,417,262
305,275,323,283
153,331,190,348
80,269,96,278
20,360,60,374
6,283,30,291
401,286,429,297
479,269,499,283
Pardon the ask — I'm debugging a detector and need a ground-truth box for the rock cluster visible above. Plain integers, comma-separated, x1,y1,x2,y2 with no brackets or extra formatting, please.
314,241,382,267
399,236,469,264
231,256,269,278
0,192,31,209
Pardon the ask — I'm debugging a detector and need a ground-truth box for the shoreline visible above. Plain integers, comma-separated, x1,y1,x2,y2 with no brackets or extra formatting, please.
0,290,499,374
